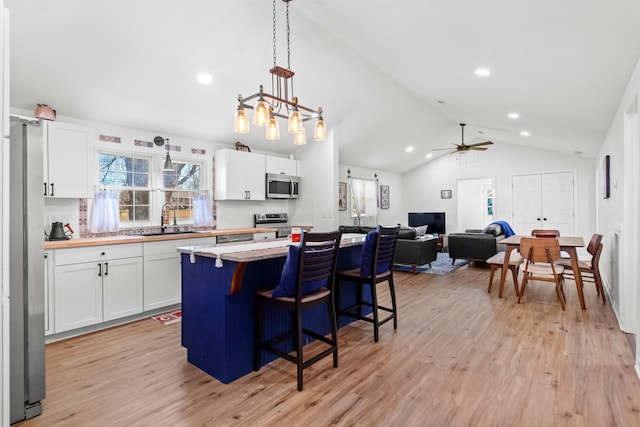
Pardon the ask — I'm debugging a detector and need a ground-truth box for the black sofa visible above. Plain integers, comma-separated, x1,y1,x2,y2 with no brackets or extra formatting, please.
447,224,506,263
339,225,438,273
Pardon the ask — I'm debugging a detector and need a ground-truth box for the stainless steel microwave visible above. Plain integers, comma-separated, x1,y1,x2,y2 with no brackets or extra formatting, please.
266,173,300,199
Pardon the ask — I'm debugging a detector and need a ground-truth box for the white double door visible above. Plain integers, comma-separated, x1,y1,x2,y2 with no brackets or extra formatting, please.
512,171,575,236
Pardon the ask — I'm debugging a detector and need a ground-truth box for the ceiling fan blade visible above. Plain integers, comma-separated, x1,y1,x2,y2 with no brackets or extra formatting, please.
469,146,489,151
432,147,456,151
467,141,493,147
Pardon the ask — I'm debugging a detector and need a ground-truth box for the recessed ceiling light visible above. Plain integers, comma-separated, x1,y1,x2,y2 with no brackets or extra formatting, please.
475,68,491,77
426,153,433,158
508,112,520,119
197,73,213,84
406,146,414,152
520,131,530,136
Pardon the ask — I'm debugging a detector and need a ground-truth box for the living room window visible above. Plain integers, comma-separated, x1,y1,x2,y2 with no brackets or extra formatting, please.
349,178,378,224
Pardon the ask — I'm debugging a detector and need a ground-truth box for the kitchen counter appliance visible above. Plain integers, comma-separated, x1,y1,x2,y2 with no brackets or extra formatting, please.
266,173,299,199
254,213,291,238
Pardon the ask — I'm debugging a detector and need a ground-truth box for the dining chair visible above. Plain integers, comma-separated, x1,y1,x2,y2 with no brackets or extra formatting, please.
486,251,523,297
517,237,566,310
336,225,400,342
531,229,560,238
557,234,605,303
254,230,342,391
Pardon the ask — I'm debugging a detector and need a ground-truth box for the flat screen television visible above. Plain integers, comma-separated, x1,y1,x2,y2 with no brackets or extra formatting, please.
408,212,446,235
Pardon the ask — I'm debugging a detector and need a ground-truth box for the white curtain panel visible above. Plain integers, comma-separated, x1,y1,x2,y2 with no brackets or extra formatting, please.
193,193,213,227
90,189,120,233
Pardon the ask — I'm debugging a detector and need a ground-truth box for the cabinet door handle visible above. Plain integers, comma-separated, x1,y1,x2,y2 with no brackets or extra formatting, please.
104,262,109,276
44,182,48,196
98,263,102,277
543,218,547,221
50,183,55,197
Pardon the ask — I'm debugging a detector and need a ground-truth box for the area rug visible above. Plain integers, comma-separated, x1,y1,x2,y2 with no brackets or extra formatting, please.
151,309,182,325
394,252,469,275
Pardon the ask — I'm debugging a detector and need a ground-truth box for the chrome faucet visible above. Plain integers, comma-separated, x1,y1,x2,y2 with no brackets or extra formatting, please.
160,203,176,232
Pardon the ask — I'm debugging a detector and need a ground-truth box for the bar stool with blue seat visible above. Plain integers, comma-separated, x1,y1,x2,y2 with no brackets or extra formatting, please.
336,225,400,342
254,230,342,391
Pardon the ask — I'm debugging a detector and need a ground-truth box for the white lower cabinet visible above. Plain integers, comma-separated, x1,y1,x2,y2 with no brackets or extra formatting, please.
143,237,216,311
54,244,143,333
102,257,144,321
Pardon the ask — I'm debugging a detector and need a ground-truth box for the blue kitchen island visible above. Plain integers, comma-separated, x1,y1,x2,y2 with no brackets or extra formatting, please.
177,234,366,384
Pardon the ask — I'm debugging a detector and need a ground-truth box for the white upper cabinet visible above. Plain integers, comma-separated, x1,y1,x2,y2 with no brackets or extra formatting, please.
44,121,92,198
265,155,298,176
214,148,265,200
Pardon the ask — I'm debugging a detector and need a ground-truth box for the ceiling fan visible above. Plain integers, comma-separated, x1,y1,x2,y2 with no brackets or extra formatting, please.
433,123,493,154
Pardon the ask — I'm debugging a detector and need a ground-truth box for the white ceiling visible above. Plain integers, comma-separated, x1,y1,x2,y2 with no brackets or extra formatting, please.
6,0,640,174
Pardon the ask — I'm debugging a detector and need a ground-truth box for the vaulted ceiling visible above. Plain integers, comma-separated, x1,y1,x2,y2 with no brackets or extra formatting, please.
6,0,640,174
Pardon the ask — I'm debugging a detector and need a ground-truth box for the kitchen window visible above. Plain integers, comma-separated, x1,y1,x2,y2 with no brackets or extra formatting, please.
161,161,202,223
98,153,151,222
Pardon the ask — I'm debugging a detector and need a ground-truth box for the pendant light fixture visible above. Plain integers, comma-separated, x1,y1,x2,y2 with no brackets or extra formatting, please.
234,0,326,143
154,136,174,171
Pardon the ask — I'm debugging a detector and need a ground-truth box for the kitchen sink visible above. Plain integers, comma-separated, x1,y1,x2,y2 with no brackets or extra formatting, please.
140,230,198,237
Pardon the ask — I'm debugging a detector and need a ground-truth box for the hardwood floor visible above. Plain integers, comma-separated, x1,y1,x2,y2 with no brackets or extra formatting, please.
17,263,640,427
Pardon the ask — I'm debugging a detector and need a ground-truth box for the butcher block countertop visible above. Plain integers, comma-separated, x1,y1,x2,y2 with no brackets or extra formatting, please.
44,228,278,249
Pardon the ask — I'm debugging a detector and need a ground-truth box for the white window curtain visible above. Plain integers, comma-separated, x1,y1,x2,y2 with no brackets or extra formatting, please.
90,189,120,233
192,193,213,227
350,178,378,226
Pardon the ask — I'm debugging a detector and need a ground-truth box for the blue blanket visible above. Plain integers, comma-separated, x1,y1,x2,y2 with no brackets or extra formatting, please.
490,220,515,237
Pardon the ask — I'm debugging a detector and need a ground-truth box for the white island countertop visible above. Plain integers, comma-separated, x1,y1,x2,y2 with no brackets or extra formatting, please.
177,233,366,264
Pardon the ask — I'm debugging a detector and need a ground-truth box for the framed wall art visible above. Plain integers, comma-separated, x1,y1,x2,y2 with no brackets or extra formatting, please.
338,181,347,210
380,185,390,209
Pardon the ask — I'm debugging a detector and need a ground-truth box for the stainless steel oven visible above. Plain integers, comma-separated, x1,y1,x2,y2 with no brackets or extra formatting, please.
266,174,300,199
254,213,291,238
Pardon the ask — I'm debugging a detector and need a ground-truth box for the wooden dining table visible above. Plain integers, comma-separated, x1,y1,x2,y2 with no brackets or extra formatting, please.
498,235,587,309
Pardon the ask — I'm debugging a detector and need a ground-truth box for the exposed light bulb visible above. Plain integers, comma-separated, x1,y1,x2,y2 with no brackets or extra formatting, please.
233,107,249,133
294,127,307,145
314,118,326,141
266,115,280,140
288,110,301,134
253,100,268,126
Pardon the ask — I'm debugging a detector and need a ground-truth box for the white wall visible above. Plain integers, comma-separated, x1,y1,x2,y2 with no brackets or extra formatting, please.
292,128,338,232
401,142,596,238
596,55,640,368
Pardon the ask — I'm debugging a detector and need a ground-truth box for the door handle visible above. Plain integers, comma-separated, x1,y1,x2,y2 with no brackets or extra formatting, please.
537,218,541,221
543,218,548,221
44,182,48,196
50,183,54,197
98,263,102,277
104,262,109,276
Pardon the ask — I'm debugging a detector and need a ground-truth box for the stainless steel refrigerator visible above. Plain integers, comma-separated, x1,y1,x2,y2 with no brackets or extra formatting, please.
9,116,45,423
